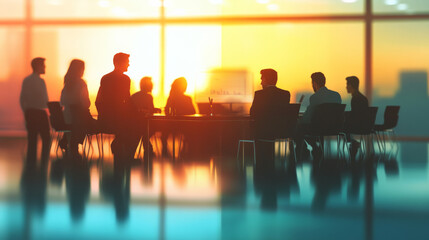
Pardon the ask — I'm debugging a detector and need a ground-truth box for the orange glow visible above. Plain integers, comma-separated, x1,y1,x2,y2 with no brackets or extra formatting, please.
164,163,218,201
130,167,161,198
90,167,100,197
127,162,218,201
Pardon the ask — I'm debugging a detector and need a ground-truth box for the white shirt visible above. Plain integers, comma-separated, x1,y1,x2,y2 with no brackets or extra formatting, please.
20,73,49,111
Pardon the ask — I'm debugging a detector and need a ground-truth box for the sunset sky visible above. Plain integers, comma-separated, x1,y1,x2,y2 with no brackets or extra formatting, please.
0,0,428,129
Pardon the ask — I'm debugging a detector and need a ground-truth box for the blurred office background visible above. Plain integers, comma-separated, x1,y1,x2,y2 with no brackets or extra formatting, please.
0,0,428,137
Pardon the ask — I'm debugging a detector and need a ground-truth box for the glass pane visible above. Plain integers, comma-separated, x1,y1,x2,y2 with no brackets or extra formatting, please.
166,23,364,112
33,25,161,115
373,21,429,137
33,0,159,19
0,0,24,19
165,0,364,17
0,27,26,131
374,0,429,14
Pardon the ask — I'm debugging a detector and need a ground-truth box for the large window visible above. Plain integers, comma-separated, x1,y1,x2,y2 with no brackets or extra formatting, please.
164,0,364,17
373,21,429,136
0,0,428,137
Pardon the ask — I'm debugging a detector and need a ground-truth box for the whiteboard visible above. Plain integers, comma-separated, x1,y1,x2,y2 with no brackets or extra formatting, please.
195,69,253,103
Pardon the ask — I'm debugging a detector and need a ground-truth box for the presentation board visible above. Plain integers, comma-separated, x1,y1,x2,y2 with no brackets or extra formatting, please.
195,69,253,103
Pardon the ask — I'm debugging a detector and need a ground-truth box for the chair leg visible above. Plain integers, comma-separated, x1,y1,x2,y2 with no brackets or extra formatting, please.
236,140,242,161
290,139,297,164
252,141,256,166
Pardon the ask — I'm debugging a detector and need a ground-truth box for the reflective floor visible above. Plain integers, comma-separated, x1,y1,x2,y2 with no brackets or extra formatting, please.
0,137,429,240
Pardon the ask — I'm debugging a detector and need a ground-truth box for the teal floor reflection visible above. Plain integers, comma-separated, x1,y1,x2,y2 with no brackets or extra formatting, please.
0,137,429,240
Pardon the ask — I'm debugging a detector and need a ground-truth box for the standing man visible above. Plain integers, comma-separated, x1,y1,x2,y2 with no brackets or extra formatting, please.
96,53,139,163
20,57,51,163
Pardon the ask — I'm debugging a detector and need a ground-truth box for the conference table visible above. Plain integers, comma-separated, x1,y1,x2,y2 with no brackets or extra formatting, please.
144,114,254,158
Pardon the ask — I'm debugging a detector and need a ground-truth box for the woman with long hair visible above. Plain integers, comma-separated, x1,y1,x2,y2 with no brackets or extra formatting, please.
60,59,96,158
165,77,196,115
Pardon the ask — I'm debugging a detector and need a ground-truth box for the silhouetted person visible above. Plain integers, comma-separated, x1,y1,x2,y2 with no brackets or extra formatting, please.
344,76,369,158
20,57,51,164
297,72,342,160
162,77,196,156
131,76,161,157
165,77,196,115
96,53,140,163
250,68,290,139
131,76,161,114
60,59,97,158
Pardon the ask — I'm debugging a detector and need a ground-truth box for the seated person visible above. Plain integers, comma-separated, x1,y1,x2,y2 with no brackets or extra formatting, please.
131,76,161,155
60,59,97,157
131,76,161,114
297,72,342,160
250,68,291,139
165,77,196,115
344,76,369,157
344,76,369,131
161,77,197,156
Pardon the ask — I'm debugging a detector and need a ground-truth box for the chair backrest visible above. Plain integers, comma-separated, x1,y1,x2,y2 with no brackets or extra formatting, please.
47,101,69,131
253,103,300,140
283,103,301,137
368,106,378,130
310,103,346,136
383,105,400,129
345,106,378,134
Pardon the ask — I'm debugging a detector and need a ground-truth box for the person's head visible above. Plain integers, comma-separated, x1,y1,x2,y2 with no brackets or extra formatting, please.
170,77,187,95
311,72,326,92
64,59,85,88
31,57,46,75
346,76,359,94
260,68,277,88
113,52,130,73
140,76,153,93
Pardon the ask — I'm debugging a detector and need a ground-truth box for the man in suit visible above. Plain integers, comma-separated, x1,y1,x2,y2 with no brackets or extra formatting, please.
96,53,139,164
250,68,291,139
250,68,290,165
297,72,342,160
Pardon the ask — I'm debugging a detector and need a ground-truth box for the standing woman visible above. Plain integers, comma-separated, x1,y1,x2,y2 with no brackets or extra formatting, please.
60,59,96,158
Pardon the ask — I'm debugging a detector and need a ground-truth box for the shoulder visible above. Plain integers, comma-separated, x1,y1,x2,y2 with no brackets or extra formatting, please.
122,74,131,82
279,88,290,96
185,95,193,102
254,89,263,95
80,79,88,88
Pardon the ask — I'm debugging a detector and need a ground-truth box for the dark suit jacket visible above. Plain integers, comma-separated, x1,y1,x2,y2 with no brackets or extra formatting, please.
250,86,291,139
95,71,132,130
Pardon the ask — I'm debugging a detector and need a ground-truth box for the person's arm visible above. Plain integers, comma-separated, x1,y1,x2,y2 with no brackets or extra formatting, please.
250,91,259,116
19,79,27,112
301,95,314,124
286,91,291,104
41,78,49,109
81,81,91,109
